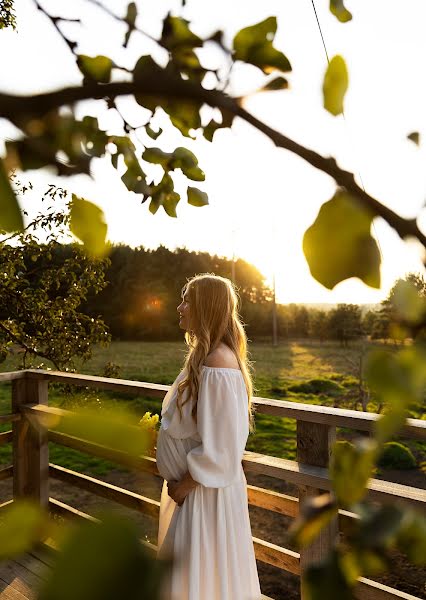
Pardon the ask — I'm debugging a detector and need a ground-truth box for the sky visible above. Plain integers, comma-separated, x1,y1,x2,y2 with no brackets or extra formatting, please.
1,0,426,304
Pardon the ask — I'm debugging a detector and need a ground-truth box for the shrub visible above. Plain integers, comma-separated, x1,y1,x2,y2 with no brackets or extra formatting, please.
378,442,417,470
288,378,344,396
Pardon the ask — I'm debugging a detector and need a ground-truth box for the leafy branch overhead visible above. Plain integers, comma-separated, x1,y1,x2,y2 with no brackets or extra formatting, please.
0,1,425,286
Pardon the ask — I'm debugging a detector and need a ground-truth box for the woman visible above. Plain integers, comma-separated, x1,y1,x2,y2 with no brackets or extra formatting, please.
155,273,262,600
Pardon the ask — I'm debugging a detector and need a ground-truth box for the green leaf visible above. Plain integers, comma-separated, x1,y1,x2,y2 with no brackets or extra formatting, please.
391,279,426,324
304,549,353,600
161,15,202,50
330,0,352,23
354,505,405,550
162,191,180,218
407,132,420,145
69,195,108,257
0,500,49,559
289,494,338,548
77,55,114,83
330,439,378,507
397,510,426,565
0,159,24,233
303,190,381,289
365,347,426,444
146,125,163,140
165,99,202,137
38,514,167,600
323,55,349,116
203,120,223,142
142,147,171,166
261,76,289,91
233,17,292,74
187,187,208,207
125,2,137,27
183,166,205,181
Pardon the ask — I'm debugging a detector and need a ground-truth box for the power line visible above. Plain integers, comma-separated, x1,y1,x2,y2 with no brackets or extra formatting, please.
309,0,384,261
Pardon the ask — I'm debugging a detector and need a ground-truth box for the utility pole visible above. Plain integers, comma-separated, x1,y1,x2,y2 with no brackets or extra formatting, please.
272,272,278,347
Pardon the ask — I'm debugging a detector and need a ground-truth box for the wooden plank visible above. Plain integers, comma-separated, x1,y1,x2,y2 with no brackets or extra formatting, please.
0,466,13,481
12,379,49,508
247,485,299,517
48,499,157,556
0,415,20,425
48,497,99,523
48,430,159,475
25,370,169,398
252,537,300,575
0,559,44,599
297,421,338,599
242,452,426,511
0,372,25,382
355,577,422,600
49,463,160,519
12,554,50,582
0,431,12,446
0,500,13,510
0,580,30,600
24,370,426,439
254,397,426,440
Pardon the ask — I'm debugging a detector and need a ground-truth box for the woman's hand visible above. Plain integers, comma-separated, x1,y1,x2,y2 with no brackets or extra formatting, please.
167,471,198,506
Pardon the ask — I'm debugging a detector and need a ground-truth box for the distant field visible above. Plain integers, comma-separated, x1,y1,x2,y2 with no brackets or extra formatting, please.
1,339,424,473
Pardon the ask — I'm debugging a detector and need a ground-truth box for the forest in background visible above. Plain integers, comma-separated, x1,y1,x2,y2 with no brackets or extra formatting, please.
5,240,423,344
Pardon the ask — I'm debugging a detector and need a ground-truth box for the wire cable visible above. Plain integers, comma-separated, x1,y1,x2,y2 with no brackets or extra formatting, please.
309,0,384,260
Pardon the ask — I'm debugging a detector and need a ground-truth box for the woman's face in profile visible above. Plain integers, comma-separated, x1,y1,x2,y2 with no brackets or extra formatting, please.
177,291,191,331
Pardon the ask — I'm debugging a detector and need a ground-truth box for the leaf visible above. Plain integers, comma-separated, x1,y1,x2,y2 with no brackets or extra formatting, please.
69,195,108,257
146,125,163,140
125,2,137,27
391,279,426,324
407,131,420,146
261,76,289,91
38,514,167,600
304,549,353,600
0,158,24,233
330,439,378,507
142,147,171,166
397,510,426,565
323,55,349,116
365,347,426,444
172,147,205,180
330,0,352,23
289,494,338,548
0,500,49,560
303,190,381,289
162,191,180,218
187,187,208,207
77,55,114,83
161,15,202,50
233,17,292,74
354,505,405,550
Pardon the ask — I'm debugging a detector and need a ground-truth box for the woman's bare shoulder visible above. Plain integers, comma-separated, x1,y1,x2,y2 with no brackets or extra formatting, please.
204,343,240,369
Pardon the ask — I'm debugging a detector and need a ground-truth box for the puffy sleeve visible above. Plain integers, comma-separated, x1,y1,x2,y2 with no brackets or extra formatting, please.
186,367,249,488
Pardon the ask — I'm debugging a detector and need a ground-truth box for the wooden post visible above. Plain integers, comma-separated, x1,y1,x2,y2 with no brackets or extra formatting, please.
297,421,338,598
12,376,49,508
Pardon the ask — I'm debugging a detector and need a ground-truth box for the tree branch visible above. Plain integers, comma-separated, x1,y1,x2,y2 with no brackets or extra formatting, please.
1,75,425,250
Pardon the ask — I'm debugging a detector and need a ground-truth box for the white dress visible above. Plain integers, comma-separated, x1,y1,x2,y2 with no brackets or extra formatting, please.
155,366,262,600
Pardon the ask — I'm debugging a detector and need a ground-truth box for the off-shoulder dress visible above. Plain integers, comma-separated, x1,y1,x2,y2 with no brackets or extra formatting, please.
155,366,262,600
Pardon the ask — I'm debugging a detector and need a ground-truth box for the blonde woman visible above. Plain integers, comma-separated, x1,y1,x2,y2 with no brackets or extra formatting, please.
156,273,261,600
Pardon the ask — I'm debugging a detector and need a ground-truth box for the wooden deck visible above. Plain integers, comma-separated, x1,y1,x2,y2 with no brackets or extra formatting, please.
0,545,54,599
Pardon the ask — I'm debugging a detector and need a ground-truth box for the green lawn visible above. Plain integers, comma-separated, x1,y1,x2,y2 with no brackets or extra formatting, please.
1,340,424,473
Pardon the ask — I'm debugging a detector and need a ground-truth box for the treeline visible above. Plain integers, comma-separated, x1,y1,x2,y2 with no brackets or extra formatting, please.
10,242,425,343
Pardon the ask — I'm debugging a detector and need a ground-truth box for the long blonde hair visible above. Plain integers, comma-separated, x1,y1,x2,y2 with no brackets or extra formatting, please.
176,273,255,432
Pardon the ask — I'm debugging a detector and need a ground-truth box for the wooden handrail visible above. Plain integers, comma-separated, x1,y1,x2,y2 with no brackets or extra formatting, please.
16,369,425,439
49,463,160,519
2,368,424,600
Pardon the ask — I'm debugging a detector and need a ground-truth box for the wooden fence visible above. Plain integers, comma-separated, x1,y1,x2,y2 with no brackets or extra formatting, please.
0,369,424,600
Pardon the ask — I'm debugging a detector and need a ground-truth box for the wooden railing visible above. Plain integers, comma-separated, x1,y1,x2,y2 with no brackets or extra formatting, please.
0,369,424,600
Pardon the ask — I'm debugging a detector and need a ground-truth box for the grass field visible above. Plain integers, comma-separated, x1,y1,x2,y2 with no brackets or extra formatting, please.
0,340,424,474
